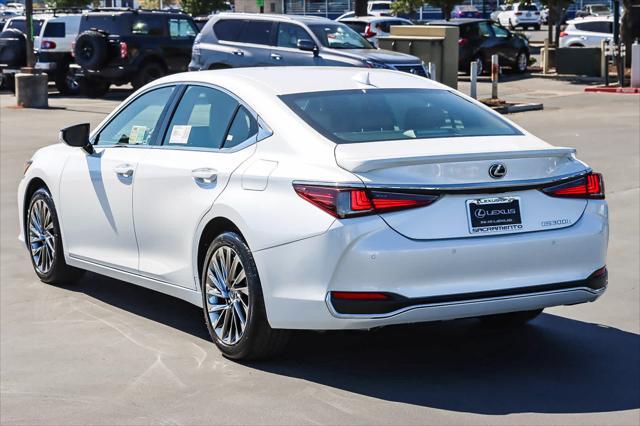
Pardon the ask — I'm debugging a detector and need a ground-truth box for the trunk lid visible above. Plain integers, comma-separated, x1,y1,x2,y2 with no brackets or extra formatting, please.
335,137,589,240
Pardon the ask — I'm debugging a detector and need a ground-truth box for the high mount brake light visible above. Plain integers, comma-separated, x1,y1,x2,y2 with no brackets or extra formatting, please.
293,184,439,218
542,172,605,199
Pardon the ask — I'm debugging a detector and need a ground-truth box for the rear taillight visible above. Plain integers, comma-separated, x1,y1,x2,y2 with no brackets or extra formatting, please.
293,184,439,218
515,11,523,15
119,41,128,59
542,172,605,199
40,40,56,49
363,24,377,38
458,37,468,46
559,31,568,37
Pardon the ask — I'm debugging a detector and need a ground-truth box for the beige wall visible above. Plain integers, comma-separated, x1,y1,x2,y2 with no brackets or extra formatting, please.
234,0,283,13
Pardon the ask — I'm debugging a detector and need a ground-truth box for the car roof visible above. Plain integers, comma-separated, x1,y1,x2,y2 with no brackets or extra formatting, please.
216,12,333,24
427,18,489,26
341,16,411,23
154,67,443,98
567,15,613,23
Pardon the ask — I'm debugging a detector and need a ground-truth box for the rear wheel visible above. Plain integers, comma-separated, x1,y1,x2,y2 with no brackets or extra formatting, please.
27,188,84,285
479,309,543,328
514,50,529,73
132,61,166,90
201,232,290,360
473,56,485,75
54,62,81,96
79,77,110,98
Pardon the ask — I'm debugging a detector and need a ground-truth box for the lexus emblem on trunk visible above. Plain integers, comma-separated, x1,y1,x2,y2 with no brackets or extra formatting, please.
488,163,507,179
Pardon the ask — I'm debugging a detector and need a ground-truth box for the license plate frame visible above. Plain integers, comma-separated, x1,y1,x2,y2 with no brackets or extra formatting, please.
466,197,523,234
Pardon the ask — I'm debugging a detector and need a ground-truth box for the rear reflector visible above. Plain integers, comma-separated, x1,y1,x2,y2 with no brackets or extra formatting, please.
293,184,439,218
542,172,605,199
331,291,389,300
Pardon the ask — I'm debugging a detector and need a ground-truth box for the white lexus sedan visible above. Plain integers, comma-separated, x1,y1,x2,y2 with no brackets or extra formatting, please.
18,67,608,360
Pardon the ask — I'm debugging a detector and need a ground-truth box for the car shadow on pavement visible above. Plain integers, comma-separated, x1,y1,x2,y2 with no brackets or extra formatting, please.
70,272,639,415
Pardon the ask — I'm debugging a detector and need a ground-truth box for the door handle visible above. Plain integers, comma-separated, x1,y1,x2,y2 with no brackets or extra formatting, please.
232,50,244,56
271,53,282,61
114,163,134,178
192,168,218,184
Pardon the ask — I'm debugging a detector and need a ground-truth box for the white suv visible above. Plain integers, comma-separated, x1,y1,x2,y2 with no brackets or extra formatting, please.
559,16,613,48
497,3,541,30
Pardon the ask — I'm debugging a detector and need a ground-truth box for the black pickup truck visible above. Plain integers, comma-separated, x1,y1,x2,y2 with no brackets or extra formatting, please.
72,9,198,97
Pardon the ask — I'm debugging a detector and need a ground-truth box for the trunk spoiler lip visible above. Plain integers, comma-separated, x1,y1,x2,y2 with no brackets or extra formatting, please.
293,168,592,195
336,148,577,173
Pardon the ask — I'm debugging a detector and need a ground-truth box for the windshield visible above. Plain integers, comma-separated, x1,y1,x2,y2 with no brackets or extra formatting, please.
7,19,44,35
280,89,522,144
308,23,373,49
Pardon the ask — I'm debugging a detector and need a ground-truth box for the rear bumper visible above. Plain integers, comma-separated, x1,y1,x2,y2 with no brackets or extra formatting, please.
254,200,608,330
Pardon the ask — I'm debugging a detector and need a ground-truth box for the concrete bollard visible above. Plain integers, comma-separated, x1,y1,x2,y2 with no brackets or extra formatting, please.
470,60,478,99
543,38,550,74
15,73,48,108
632,41,640,89
491,54,499,99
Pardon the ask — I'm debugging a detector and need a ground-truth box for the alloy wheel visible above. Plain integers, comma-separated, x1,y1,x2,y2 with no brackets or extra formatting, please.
517,53,528,72
29,199,55,274
205,246,249,345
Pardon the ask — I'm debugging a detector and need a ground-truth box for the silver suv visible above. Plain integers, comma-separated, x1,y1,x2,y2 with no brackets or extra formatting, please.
189,13,427,77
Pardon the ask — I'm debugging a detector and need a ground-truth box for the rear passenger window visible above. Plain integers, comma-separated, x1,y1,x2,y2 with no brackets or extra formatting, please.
238,20,272,45
224,106,258,148
43,22,65,37
169,18,196,38
276,23,311,48
164,86,238,149
132,16,165,36
214,19,244,41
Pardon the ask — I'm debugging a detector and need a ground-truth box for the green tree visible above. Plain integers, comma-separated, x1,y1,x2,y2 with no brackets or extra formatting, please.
47,0,92,8
181,0,227,16
392,0,457,20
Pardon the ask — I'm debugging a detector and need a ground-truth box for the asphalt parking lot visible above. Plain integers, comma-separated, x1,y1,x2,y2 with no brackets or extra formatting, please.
1,78,639,425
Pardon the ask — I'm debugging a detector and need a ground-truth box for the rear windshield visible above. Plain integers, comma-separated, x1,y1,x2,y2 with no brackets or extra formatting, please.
79,15,131,34
7,19,44,34
308,23,373,49
280,89,522,143
370,3,390,10
43,22,65,37
518,5,538,10
343,21,367,33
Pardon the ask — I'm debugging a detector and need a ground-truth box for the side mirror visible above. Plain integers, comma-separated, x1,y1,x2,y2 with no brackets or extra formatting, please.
60,123,94,155
297,39,319,56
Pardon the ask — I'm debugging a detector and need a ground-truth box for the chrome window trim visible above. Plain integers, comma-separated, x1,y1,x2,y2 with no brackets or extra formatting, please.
90,81,273,154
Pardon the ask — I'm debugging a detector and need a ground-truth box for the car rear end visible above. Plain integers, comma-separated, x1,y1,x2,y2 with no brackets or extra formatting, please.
254,76,608,330
35,15,80,75
513,4,541,26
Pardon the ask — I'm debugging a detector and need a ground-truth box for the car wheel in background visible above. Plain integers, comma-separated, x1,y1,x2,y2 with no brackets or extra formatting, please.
54,61,81,96
514,51,529,73
533,24,541,31
479,309,543,328
27,188,84,285
79,77,110,98
201,232,290,360
473,56,485,75
132,61,166,90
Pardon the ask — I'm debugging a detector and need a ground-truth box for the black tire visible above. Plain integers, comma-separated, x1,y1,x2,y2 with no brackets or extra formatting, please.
74,30,109,70
26,188,84,285
54,60,81,96
513,50,529,73
79,77,110,98
533,24,541,31
479,309,543,328
201,232,290,360
131,61,166,90
0,28,26,67
2,74,15,93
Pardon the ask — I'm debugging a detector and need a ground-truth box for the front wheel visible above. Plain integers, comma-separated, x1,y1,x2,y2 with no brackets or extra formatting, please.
201,232,290,360
27,188,84,284
514,51,529,73
79,77,110,98
54,63,81,96
132,62,166,90
479,308,543,328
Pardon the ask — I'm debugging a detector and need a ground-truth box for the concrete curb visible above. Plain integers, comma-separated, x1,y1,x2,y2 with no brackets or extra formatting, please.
584,86,640,94
492,103,544,114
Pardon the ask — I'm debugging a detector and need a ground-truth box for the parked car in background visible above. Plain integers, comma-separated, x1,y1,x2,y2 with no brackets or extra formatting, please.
71,9,197,97
191,14,428,76
451,5,481,19
367,0,393,16
540,7,549,24
338,15,413,47
428,19,530,74
0,8,18,27
559,16,613,48
194,15,210,31
575,3,611,18
0,16,45,91
490,5,507,22
33,13,82,95
20,67,609,360
496,3,541,30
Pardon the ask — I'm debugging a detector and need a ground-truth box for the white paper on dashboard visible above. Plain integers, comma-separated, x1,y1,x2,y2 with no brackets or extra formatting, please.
169,125,192,144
